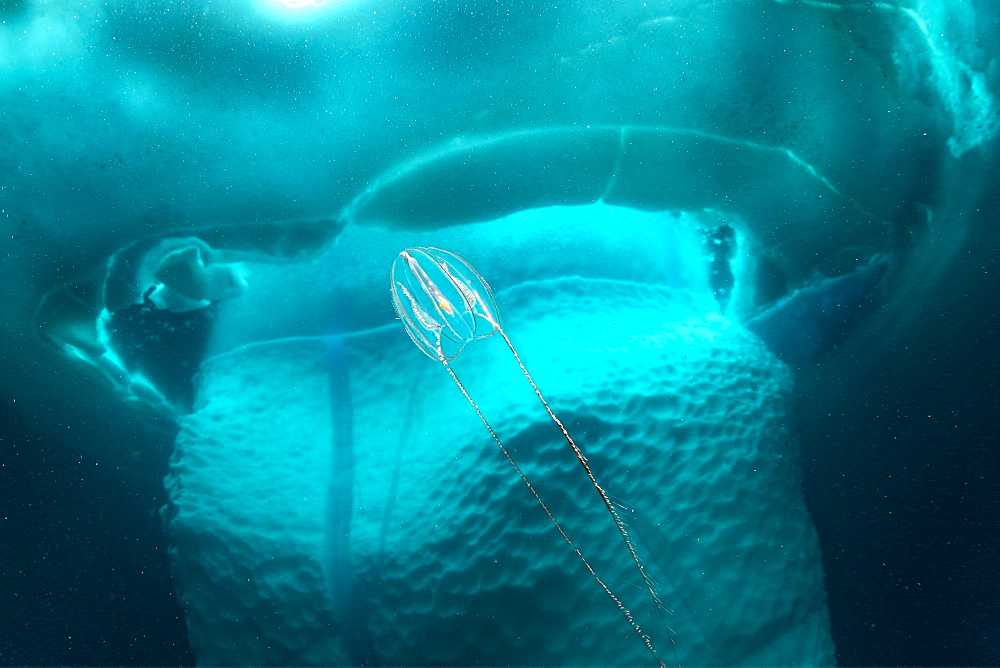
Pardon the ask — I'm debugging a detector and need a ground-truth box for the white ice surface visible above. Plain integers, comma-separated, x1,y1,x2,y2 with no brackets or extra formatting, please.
165,277,834,665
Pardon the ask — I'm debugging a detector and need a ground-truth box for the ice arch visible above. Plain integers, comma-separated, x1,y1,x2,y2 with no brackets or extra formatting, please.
4,0,990,440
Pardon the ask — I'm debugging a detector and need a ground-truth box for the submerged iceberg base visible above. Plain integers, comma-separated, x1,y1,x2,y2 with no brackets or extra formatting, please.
163,277,834,665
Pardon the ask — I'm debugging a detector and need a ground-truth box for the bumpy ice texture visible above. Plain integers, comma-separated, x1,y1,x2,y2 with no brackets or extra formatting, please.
163,277,834,665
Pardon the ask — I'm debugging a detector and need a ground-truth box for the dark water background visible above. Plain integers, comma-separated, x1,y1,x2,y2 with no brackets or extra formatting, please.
0,402,192,665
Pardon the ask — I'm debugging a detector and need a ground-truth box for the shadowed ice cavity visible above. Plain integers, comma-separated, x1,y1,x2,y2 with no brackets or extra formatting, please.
745,255,890,365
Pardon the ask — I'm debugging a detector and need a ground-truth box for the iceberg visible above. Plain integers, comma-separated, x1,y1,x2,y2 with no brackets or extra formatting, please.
1,0,997,664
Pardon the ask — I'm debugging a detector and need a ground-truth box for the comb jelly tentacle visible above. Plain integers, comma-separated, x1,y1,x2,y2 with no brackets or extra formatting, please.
389,247,677,667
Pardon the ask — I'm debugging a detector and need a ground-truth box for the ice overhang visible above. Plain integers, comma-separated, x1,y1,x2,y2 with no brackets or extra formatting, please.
341,126,889,284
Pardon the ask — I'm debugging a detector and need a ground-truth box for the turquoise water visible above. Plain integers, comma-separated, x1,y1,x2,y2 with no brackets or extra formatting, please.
1,1,998,665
